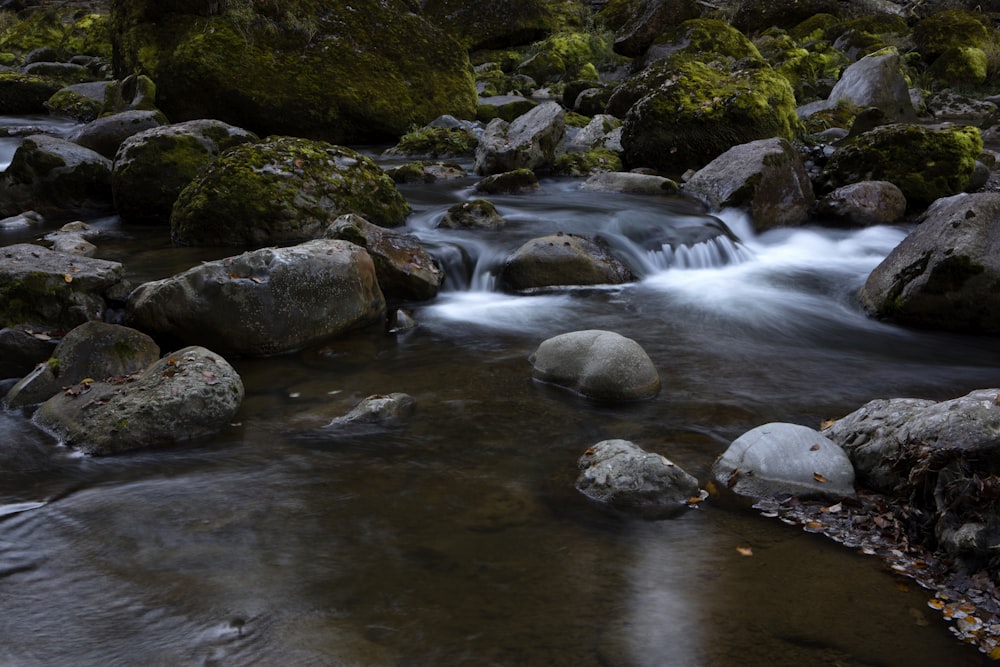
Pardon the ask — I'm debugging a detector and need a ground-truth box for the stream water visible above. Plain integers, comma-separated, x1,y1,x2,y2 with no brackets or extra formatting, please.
2,117,999,665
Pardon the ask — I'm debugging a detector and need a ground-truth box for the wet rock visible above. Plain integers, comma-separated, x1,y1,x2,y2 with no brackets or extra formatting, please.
126,239,385,357
473,168,540,195
474,101,565,176
816,180,907,227
499,233,635,292
0,72,62,114
797,48,917,124
683,137,814,232
112,119,258,224
67,109,168,159
33,345,243,456
0,328,56,380
438,199,505,230
565,114,622,151
171,137,410,247
44,221,97,257
581,171,678,196
823,388,1000,568
384,161,467,184
0,134,112,218
327,393,415,426
0,243,125,331
712,423,856,501
529,330,660,401
5,321,159,408
43,81,112,121
859,192,1000,332
605,0,699,58
323,214,444,302
0,210,43,229
576,439,700,518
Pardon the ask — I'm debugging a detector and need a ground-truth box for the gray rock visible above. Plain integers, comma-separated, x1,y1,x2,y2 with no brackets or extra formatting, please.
797,48,917,123
576,439,700,517
859,192,1000,332
0,135,112,218
323,214,443,301
438,199,505,230
44,221,97,257
683,137,814,232
126,239,386,357
529,330,660,401
5,321,159,408
473,168,540,195
328,393,416,426
816,180,907,227
712,423,856,500
499,233,634,292
33,345,243,456
566,114,622,151
474,101,566,176
68,109,168,159
112,119,258,224
0,328,56,380
581,171,678,196
0,244,125,331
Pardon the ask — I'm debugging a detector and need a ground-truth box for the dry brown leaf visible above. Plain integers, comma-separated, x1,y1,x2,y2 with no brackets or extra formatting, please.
736,545,753,557
810,443,821,451
63,273,73,283
813,472,829,483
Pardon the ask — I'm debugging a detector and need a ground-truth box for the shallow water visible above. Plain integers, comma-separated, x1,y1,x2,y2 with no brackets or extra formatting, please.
1,134,998,665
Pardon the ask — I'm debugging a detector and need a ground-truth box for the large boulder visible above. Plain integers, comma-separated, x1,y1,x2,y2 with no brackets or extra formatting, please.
797,48,917,124
126,240,386,356
170,136,410,247
0,244,126,331
33,345,243,456
815,180,907,227
601,0,699,58
823,389,1000,567
575,439,701,517
5,321,159,408
823,123,982,210
683,137,814,232
498,233,635,292
712,422,856,501
112,119,258,224
323,214,444,302
474,101,566,176
110,0,477,144
0,134,112,218
529,330,660,401
859,192,1000,332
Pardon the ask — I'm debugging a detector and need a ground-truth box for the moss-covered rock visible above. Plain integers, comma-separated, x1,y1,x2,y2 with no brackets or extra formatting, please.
113,119,259,224
422,0,567,51
517,30,619,83
755,28,848,103
913,9,993,62
722,0,841,34
0,71,63,114
44,81,111,121
927,46,990,87
384,126,478,159
110,0,477,144
823,123,983,210
553,148,623,176
0,9,111,59
171,136,411,247
644,18,763,67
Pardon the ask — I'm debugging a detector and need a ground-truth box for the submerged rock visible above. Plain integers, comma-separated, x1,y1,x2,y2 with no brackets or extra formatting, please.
529,330,660,401
328,393,416,426
576,439,701,518
33,345,243,456
712,423,856,501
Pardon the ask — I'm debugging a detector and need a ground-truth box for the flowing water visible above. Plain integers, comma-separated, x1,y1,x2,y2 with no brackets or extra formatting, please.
1,120,998,665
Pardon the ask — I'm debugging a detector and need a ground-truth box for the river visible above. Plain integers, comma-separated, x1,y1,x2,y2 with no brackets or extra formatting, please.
1,117,997,665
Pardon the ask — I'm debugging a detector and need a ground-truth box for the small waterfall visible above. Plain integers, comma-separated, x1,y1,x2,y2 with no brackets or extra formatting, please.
651,235,754,270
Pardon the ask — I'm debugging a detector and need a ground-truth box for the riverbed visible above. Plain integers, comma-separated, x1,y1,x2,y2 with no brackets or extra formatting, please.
1,119,998,665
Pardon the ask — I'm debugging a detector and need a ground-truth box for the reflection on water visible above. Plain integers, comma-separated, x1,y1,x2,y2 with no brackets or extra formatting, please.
2,158,999,665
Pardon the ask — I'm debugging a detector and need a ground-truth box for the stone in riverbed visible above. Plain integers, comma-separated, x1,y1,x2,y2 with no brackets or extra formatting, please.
33,345,243,456
529,330,659,401
499,233,634,292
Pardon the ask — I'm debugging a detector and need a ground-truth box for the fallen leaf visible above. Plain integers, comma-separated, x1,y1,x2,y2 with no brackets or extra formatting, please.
736,545,753,557
810,443,821,451
62,273,73,283
250,276,263,284
726,469,740,488
820,418,836,429
821,502,843,513
813,472,829,483
33,332,51,341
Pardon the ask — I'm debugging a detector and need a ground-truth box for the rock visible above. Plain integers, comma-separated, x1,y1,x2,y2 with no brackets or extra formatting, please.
581,171,678,195
476,95,538,124
604,0,699,58
797,48,917,124
473,168,540,195
43,81,112,121
419,0,561,50
0,134,112,218
383,161,467,184
565,114,622,151
823,388,1000,567
0,244,125,331
33,345,243,456
0,210,43,229
5,321,159,408
529,330,660,401
0,71,62,114
23,61,93,85
712,423,856,501
499,234,635,292
0,327,56,380
575,439,701,517
683,137,814,232
823,123,982,210
383,124,478,159
474,101,565,176
112,119,258,224
816,181,907,226
859,192,1000,332
327,392,415,426
171,136,410,246
67,109,168,159
552,148,623,177
438,199,506,230
43,221,97,257
727,0,840,33
111,0,477,145
126,240,386,357
323,214,444,302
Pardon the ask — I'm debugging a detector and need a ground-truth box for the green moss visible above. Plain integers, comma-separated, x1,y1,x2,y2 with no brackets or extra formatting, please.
44,86,104,121
653,19,763,65
565,112,590,128
913,10,992,61
0,10,64,54
788,13,840,42
389,126,478,158
928,46,989,87
45,356,59,371
553,148,623,177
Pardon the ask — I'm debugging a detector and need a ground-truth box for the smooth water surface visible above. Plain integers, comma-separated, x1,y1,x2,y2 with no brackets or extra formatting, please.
1,141,998,665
